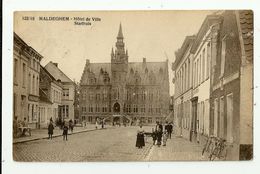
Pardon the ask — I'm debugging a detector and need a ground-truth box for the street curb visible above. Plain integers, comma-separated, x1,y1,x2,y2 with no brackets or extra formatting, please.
13,127,113,144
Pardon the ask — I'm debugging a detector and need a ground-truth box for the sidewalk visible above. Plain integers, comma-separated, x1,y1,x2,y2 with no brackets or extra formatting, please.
145,135,208,161
13,124,111,144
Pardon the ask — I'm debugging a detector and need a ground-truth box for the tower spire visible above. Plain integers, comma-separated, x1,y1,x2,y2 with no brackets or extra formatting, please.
117,23,123,39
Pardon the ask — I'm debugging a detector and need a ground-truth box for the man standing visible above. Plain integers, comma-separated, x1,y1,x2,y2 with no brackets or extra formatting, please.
155,121,163,146
167,122,173,139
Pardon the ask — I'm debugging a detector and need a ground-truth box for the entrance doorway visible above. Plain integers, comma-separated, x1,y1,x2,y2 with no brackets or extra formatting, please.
113,102,120,113
190,97,198,142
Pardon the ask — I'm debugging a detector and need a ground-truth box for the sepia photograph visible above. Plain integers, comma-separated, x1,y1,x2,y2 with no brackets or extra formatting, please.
12,10,253,162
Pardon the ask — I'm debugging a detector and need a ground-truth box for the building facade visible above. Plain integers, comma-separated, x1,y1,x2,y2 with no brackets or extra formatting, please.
38,88,53,128
172,10,253,160
172,35,196,139
13,33,43,129
39,65,63,125
13,33,30,122
173,15,222,142
210,10,253,160
80,24,170,125
27,46,43,129
45,62,75,121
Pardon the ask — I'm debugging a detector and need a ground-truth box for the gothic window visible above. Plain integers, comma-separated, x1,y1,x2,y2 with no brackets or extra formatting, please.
157,90,160,100
133,104,138,113
149,105,153,113
127,105,131,113
141,90,146,100
96,93,100,101
148,91,153,101
141,105,145,113
82,107,86,112
95,104,100,113
89,92,94,101
89,104,93,113
82,91,86,100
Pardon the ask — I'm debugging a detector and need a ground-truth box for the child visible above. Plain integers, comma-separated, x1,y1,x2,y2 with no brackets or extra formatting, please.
48,121,54,139
63,122,69,141
151,128,157,145
162,130,168,146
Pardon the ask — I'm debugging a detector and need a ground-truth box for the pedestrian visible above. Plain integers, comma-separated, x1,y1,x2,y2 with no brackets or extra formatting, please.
21,117,28,136
162,130,168,146
167,122,173,139
151,128,157,145
63,122,69,141
95,120,98,129
13,116,19,138
48,120,54,139
69,119,74,133
136,125,145,149
155,121,163,146
101,119,104,129
163,121,169,136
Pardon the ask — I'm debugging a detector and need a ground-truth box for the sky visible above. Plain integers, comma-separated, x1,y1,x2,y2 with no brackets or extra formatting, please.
14,10,215,95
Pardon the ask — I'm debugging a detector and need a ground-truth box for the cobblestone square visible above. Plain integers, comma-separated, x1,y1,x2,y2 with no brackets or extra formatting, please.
13,126,206,162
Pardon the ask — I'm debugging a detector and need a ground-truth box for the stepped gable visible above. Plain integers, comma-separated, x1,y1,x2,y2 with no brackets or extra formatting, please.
127,61,167,85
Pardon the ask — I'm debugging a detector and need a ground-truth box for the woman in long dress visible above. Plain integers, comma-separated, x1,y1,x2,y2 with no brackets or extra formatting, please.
136,125,145,148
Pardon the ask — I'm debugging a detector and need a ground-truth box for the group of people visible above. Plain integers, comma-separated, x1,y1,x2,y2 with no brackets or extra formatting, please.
135,121,173,149
13,117,29,137
152,121,173,147
47,118,74,141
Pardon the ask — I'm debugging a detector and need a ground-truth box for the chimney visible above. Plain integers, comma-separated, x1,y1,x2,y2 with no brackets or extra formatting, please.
53,63,58,67
143,58,146,63
86,59,90,64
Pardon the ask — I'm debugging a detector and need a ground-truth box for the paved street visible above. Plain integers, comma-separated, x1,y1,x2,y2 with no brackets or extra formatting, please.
13,126,153,162
13,126,206,162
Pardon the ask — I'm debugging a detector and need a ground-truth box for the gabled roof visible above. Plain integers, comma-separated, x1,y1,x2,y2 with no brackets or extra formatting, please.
44,61,73,83
236,10,253,61
80,60,168,86
40,65,63,88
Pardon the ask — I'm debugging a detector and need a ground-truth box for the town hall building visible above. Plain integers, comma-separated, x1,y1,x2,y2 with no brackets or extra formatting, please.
79,24,170,125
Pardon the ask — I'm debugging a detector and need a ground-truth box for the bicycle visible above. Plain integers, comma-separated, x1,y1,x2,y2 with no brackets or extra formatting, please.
209,138,228,161
202,136,216,157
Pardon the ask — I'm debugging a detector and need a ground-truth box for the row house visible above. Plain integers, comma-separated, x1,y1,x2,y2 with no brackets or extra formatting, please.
210,10,253,160
13,33,43,129
172,35,196,138
13,33,30,122
173,14,221,141
172,10,253,160
27,47,43,128
45,62,75,122
39,65,63,127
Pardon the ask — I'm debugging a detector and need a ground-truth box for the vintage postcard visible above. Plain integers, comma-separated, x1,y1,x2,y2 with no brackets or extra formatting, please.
12,10,253,162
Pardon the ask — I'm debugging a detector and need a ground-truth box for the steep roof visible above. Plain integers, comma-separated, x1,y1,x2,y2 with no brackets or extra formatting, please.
237,10,253,61
80,60,168,86
117,23,124,39
40,65,63,88
44,61,73,83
